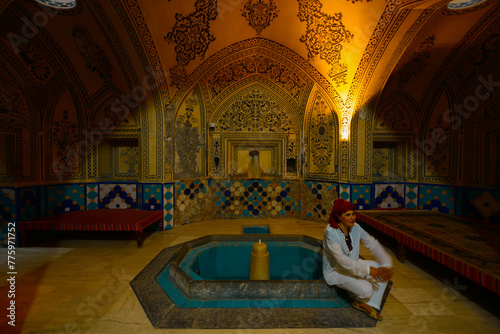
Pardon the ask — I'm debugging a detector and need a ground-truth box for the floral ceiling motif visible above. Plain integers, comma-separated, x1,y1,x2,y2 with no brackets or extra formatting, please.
398,35,436,87
165,0,219,87
297,0,353,87
241,0,279,36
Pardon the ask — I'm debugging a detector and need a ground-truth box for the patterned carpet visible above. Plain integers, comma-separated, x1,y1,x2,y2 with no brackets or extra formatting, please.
356,210,500,295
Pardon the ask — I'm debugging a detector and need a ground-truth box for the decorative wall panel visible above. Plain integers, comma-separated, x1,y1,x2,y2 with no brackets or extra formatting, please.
463,188,500,225
339,183,350,201
212,180,298,219
47,184,85,214
351,184,372,210
405,183,418,209
0,188,16,247
142,184,163,210
304,181,337,222
19,187,38,221
374,184,405,209
86,183,98,210
241,0,279,36
418,184,456,214
163,183,175,229
174,180,208,225
98,183,137,209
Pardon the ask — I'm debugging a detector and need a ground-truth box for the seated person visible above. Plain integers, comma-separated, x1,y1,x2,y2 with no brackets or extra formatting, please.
323,198,394,320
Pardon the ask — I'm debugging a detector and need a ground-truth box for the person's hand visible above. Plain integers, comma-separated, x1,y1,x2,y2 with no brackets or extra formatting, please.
378,267,393,281
369,266,393,281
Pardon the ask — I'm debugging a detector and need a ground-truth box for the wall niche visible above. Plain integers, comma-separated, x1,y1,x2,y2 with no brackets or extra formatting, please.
372,141,406,182
99,138,140,181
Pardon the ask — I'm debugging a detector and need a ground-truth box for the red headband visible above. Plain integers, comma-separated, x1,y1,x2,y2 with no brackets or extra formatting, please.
329,198,356,228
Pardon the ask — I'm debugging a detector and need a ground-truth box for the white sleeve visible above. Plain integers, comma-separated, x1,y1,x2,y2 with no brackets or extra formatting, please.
324,231,371,277
359,227,393,268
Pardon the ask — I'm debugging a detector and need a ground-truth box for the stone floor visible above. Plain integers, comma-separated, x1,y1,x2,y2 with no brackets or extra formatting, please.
1,218,500,333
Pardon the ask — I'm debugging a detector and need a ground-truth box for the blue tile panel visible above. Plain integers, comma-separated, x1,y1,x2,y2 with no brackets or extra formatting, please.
47,184,85,215
175,180,208,225
98,183,138,209
19,187,38,221
86,183,98,210
212,180,298,219
418,184,456,214
142,184,163,210
351,185,372,210
156,266,349,309
374,184,405,209
0,188,16,247
405,183,418,209
463,188,500,225
163,183,175,230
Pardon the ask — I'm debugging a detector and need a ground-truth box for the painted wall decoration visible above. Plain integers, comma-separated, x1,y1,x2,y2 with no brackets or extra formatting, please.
164,0,219,86
306,92,337,178
241,0,279,36
398,35,436,88
374,103,412,132
297,0,353,87
72,25,113,83
0,82,29,128
175,91,204,179
0,133,15,182
17,43,54,84
49,108,84,180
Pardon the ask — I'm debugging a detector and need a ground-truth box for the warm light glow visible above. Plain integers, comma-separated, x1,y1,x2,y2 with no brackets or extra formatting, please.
341,127,350,140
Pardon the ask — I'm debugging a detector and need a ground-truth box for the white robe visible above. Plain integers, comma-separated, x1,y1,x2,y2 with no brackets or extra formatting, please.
323,223,392,310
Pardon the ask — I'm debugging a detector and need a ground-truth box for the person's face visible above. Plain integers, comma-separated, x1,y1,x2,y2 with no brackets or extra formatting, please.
338,210,356,229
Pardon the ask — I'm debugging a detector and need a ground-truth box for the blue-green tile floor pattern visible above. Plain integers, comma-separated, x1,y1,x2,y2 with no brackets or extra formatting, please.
157,265,350,309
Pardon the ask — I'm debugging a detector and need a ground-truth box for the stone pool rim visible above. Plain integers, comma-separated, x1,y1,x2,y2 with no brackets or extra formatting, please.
167,234,332,300
130,234,379,329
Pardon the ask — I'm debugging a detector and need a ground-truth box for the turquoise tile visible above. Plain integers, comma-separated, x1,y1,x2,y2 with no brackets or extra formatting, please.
292,300,309,308
218,300,234,308
278,300,294,308
233,300,249,308
308,299,324,308
202,300,219,308
186,300,203,308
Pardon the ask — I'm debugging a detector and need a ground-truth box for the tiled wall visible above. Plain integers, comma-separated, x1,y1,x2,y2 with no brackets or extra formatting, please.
351,184,372,210
304,181,337,222
373,184,405,209
47,184,86,214
0,188,16,247
212,180,299,219
175,179,209,225
463,188,500,225
99,183,138,209
418,184,456,214
164,183,175,229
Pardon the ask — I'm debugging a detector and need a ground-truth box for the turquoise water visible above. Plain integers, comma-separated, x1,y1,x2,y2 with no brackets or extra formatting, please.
181,241,322,280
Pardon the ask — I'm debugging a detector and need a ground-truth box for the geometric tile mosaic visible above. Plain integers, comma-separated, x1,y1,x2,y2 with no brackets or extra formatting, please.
47,184,85,215
305,181,337,222
0,188,16,247
99,183,138,209
339,183,350,201
418,184,455,214
164,183,174,230
405,183,418,209
464,188,500,224
374,184,404,209
143,184,163,211
175,180,208,225
86,183,98,210
351,184,372,210
212,180,298,219
19,187,38,221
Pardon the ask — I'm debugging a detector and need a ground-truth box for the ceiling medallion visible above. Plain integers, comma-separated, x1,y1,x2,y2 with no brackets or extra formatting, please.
241,0,279,36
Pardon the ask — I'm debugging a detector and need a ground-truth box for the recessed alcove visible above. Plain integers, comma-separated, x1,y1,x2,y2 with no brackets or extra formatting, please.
372,141,406,182
99,137,140,181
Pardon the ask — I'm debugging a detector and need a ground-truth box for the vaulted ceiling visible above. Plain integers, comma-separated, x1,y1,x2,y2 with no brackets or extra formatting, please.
0,0,498,133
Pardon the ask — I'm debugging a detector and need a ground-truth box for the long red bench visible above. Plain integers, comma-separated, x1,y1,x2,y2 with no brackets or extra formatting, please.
19,209,163,248
356,209,500,295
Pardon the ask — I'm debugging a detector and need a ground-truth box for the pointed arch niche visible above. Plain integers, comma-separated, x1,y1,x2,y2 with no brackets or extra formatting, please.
209,83,300,179
372,92,418,183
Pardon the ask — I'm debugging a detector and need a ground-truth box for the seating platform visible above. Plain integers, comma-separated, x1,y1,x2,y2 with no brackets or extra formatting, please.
356,209,500,295
19,209,163,248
